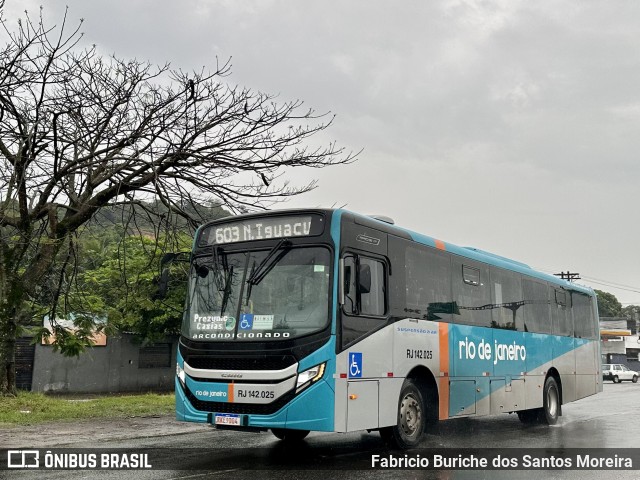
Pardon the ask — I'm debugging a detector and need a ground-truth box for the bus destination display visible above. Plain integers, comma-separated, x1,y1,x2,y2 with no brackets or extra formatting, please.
201,215,316,245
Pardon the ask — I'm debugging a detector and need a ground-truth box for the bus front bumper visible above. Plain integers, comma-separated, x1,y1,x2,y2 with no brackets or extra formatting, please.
175,376,335,432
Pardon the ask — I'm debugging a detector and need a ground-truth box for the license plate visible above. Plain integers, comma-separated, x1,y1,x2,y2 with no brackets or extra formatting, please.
215,414,241,426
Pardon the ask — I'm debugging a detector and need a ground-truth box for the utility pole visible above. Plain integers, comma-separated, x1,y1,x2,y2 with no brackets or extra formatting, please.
554,271,581,282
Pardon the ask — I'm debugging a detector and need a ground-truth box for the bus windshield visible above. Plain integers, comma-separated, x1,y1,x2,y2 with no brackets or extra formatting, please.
182,246,331,341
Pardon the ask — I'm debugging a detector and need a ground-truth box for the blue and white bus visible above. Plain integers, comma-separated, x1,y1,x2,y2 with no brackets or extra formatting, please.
173,209,600,448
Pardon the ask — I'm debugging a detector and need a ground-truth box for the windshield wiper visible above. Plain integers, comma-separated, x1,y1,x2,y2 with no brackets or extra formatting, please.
245,238,291,304
247,238,292,286
219,265,234,315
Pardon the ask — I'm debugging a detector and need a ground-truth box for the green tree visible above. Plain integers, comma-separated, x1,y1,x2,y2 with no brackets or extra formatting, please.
622,305,640,320
0,7,355,394
74,233,191,340
594,289,623,318
31,201,220,346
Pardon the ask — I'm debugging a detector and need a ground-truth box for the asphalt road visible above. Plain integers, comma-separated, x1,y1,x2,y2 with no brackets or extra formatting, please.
2,382,638,479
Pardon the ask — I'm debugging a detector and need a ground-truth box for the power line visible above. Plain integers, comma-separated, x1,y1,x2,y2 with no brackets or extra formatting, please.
580,278,640,294
581,275,640,292
540,267,640,301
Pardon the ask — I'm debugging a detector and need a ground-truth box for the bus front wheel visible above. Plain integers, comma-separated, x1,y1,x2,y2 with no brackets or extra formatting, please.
380,379,425,449
271,428,310,442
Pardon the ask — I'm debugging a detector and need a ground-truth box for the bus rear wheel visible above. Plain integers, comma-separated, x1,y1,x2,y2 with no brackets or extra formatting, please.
271,428,310,442
517,376,560,425
541,376,560,425
379,379,425,449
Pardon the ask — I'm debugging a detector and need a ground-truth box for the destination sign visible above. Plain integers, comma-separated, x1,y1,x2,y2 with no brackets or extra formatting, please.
200,215,322,245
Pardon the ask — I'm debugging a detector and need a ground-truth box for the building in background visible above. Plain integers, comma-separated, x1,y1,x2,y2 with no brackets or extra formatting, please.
600,317,639,368
16,332,177,393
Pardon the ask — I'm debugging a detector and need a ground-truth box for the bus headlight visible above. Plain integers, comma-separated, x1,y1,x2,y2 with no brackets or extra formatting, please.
296,363,326,393
176,363,186,387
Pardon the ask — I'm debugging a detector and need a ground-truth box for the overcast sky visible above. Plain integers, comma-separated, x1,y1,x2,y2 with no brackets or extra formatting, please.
5,1,640,305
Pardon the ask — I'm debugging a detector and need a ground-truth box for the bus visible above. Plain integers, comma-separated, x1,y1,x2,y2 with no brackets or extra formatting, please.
170,208,601,449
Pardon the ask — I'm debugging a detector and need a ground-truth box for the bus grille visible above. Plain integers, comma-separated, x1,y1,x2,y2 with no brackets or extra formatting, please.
184,355,296,371
183,385,295,415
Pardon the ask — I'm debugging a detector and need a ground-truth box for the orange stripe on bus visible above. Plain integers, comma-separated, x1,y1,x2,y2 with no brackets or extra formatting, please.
438,323,450,420
435,239,446,251
228,383,234,403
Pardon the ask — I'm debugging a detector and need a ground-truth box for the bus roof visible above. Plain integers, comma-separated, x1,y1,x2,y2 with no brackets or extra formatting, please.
196,208,595,297
337,208,594,297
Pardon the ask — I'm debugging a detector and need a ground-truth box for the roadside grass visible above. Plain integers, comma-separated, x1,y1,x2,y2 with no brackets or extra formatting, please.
0,392,175,426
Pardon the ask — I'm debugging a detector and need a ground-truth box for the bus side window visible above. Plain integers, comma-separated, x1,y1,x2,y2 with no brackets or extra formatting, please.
452,259,491,327
522,278,551,334
359,257,385,316
404,243,452,322
572,292,596,339
342,254,386,317
490,268,523,331
340,253,388,348
552,287,573,336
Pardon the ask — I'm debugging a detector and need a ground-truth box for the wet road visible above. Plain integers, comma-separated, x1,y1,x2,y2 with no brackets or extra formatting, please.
2,382,638,479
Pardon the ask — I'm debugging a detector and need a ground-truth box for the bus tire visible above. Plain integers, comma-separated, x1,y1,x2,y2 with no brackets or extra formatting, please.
379,379,425,449
541,376,560,425
271,428,310,442
613,375,620,383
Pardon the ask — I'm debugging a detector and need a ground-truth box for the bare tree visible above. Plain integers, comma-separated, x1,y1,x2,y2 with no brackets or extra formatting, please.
0,7,355,394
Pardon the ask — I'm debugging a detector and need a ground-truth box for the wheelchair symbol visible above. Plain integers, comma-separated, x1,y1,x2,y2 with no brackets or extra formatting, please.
349,352,362,378
239,316,253,330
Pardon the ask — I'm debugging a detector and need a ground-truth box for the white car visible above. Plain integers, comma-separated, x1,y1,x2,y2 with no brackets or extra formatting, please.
602,364,639,383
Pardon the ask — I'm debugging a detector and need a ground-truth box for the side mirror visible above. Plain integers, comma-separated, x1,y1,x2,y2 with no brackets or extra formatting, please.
161,253,178,267
196,264,210,278
154,268,170,300
154,251,190,300
359,263,371,294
